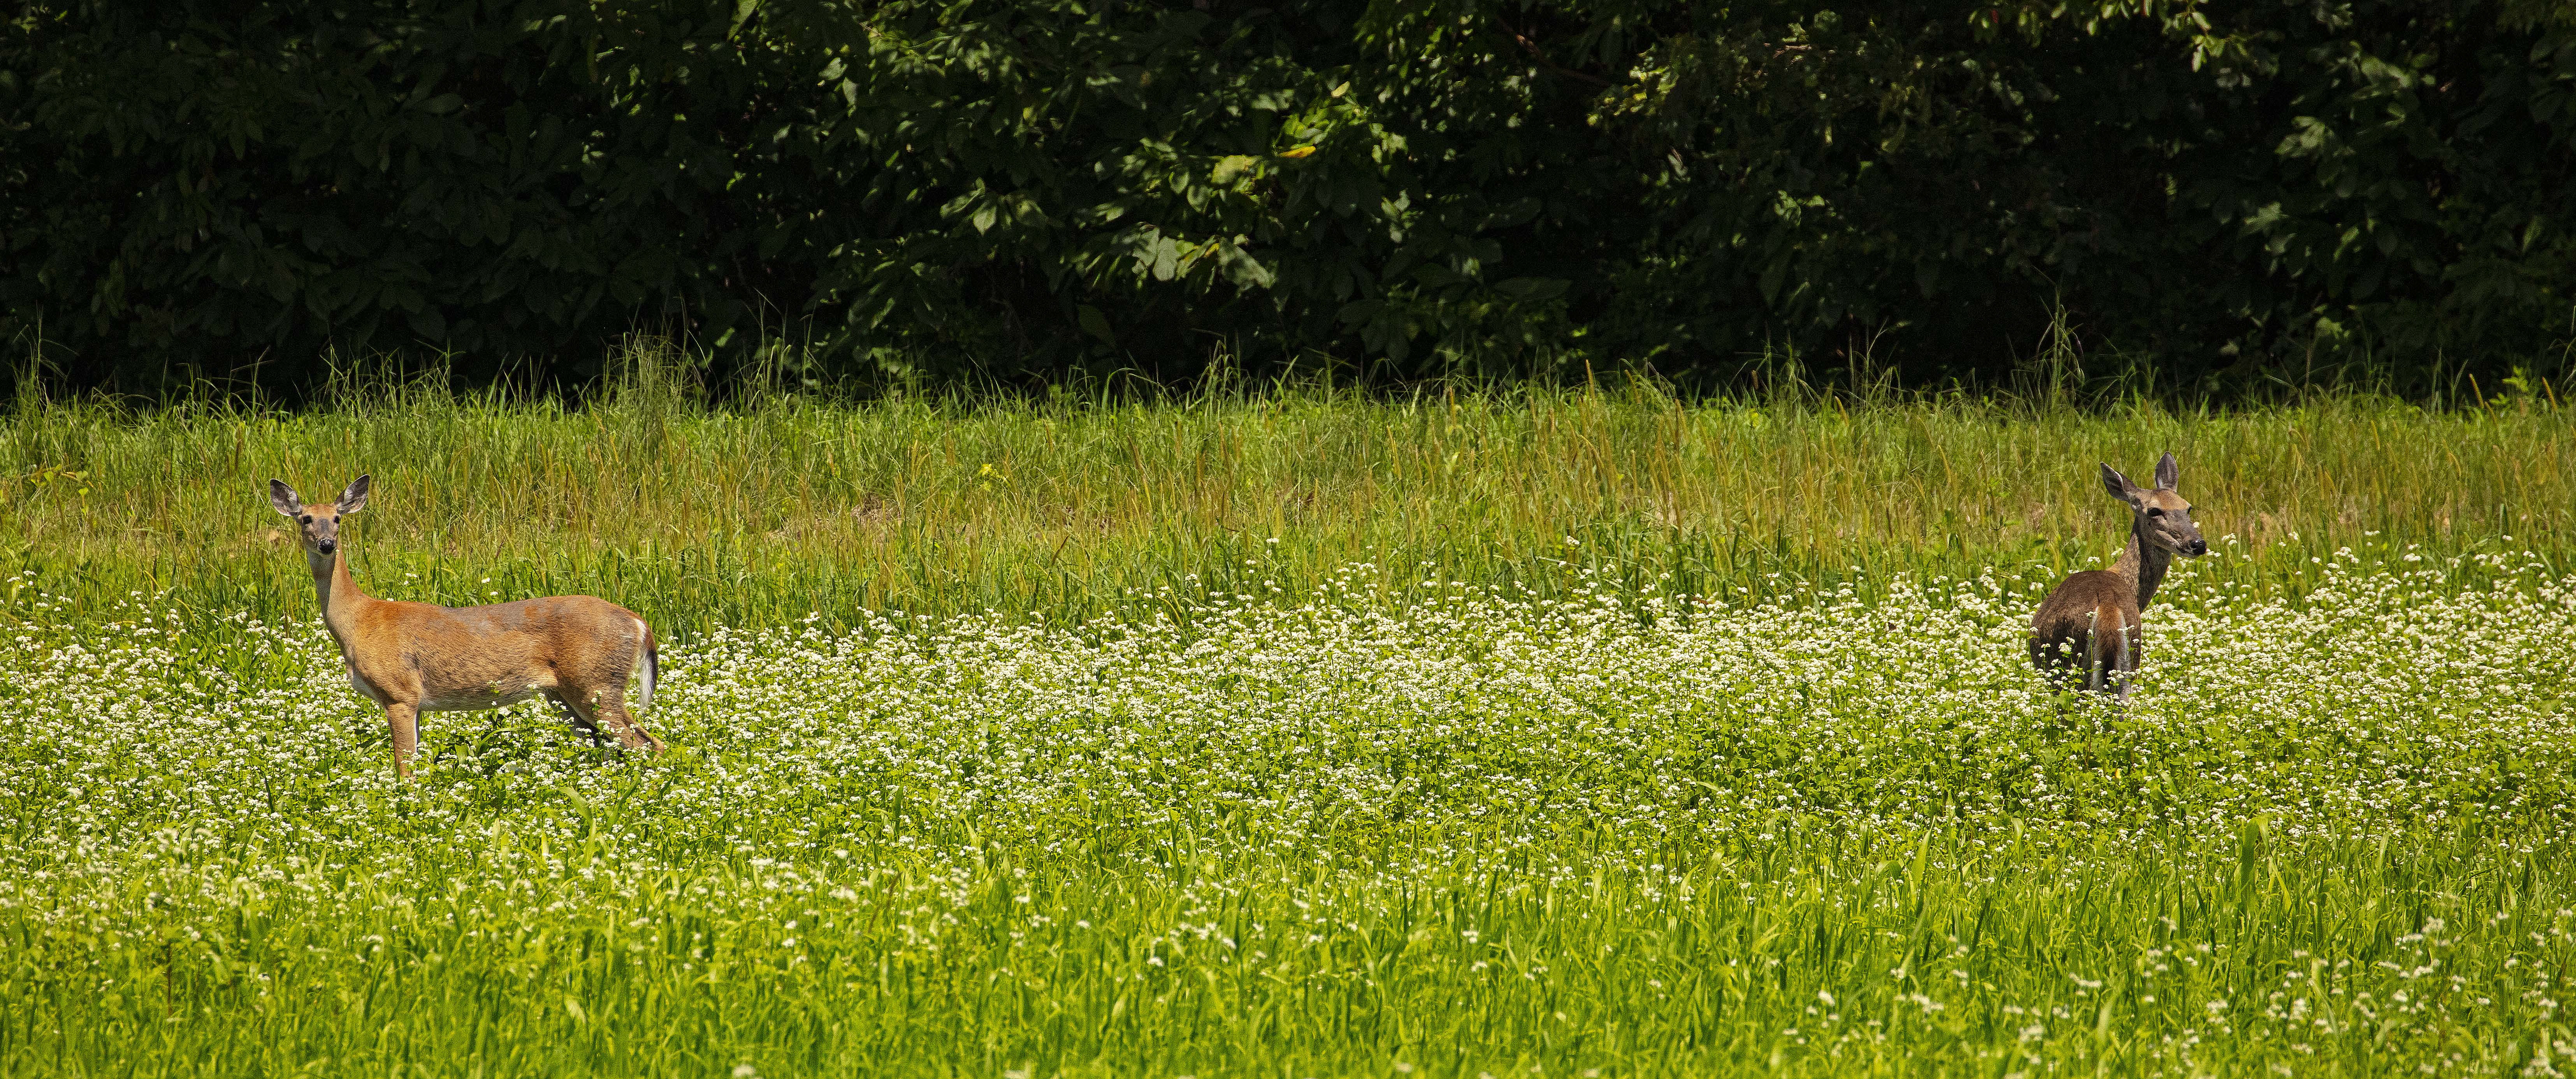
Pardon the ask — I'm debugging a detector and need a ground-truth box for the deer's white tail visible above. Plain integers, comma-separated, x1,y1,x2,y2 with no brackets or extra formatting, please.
2084,606,2135,693
635,618,658,710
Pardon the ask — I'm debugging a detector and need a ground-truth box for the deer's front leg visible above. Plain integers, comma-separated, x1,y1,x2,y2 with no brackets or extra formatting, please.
385,702,420,779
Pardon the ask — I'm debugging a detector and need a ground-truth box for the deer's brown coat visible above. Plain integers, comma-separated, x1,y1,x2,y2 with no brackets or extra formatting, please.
2029,453,2208,695
271,475,663,777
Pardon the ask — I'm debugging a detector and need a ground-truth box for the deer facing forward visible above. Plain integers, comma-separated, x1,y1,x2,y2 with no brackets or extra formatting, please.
2030,452,2208,696
270,475,665,778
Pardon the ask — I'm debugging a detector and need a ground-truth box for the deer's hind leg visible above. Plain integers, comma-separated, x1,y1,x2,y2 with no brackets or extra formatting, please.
2030,634,2086,694
2083,613,2107,694
556,682,664,753
547,695,609,747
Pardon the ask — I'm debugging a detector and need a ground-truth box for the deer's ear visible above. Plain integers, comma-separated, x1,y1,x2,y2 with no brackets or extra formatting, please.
2100,463,2142,505
2153,451,2180,490
269,479,302,517
336,474,370,514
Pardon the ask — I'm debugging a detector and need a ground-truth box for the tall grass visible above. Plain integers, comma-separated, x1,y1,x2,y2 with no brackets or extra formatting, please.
4,371,2565,635
12,819,2557,1076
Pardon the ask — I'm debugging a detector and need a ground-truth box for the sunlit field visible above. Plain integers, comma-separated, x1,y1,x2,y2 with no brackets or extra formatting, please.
3,389,2574,1075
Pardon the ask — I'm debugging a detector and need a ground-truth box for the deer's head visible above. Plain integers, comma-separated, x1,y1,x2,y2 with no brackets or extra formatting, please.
268,475,370,570
2101,453,2207,557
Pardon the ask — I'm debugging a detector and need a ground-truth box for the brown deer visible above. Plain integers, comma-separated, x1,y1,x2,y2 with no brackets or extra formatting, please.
2030,452,2208,696
269,475,664,778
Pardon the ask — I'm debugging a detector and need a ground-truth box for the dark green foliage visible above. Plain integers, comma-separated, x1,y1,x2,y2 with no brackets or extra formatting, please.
3,0,2571,398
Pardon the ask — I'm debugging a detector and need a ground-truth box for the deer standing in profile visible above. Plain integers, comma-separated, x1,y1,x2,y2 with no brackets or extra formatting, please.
2030,452,2208,697
269,476,664,778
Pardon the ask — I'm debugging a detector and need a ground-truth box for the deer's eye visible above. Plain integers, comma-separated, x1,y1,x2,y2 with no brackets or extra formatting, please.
298,514,311,524
2147,507,2166,517
332,515,340,523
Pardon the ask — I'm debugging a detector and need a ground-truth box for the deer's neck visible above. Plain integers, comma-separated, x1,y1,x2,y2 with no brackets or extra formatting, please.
2109,525,2172,609
308,551,373,647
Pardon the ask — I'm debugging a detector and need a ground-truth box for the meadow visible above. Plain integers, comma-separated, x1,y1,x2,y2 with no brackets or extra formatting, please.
2,382,2573,1075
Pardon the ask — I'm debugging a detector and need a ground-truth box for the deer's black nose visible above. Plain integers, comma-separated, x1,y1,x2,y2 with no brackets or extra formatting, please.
318,540,337,555
2188,539,2208,556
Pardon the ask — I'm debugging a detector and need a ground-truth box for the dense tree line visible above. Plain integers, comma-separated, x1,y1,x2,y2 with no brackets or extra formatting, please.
4,0,2571,399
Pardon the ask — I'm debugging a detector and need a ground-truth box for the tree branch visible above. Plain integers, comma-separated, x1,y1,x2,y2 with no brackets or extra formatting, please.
1494,14,1612,88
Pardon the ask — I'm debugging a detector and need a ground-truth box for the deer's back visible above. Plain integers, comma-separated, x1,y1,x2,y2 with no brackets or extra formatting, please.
422,594,637,639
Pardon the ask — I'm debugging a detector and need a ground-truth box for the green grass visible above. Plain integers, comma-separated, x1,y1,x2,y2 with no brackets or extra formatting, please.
2,385,2573,1075
4,380,2569,634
